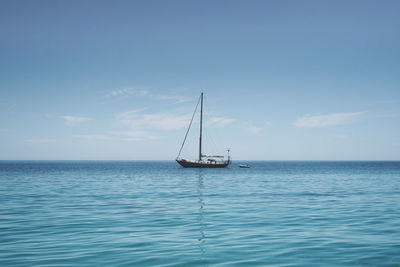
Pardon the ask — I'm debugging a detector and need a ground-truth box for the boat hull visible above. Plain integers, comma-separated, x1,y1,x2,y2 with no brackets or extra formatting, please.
176,159,230,168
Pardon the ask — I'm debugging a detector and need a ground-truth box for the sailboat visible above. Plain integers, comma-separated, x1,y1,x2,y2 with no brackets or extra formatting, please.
176,92,231,168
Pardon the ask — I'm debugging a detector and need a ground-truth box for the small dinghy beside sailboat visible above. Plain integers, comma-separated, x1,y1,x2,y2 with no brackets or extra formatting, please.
176,92,231,168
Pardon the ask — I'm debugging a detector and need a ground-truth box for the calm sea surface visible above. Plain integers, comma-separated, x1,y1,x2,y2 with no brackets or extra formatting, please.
1,161,399,266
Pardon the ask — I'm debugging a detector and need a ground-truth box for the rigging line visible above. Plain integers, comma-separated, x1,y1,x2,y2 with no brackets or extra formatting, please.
176,94,201,159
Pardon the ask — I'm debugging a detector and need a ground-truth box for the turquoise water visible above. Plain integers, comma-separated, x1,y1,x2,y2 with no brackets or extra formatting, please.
1,161,399,266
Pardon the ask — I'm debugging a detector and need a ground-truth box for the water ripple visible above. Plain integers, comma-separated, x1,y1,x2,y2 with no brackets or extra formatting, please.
1,161,400,266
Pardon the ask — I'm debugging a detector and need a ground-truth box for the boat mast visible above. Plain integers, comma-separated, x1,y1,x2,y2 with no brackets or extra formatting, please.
199,92,203,161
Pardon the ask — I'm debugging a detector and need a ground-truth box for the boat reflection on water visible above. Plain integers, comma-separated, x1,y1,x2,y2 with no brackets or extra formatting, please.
197,170,206,257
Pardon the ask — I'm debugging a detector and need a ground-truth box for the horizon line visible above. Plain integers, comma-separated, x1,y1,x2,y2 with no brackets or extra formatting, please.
1,159,400,162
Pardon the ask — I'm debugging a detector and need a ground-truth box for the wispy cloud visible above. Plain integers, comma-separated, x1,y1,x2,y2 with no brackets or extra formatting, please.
249,127,261,134
375,100,400,105
265,121,272,126
25,138,56,145
156,95,193,104
206,117,235,127
237,121,263,134
74,134,107,140
106,88,149,98
106,88,193,104
61,116,91,126
109,88,130,97
116,110,190,132
293,112,363,128
109,130,160,141
374,111,400,118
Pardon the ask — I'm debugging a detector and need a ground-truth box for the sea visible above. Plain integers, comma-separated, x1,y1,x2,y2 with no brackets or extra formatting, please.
1,161,399,266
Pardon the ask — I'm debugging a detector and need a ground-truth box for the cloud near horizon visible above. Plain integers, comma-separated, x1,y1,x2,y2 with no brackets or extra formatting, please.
25,138,56,145
74,134,107,140
116,110,190,131
206,117,235,127
293,112,363,128
249,127,262,134
109,130,160,141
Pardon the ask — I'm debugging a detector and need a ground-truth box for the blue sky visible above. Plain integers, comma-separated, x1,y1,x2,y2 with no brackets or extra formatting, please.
1,0,399,160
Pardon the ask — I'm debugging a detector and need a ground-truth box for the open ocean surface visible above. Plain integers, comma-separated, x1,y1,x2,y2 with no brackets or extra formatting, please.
1,161,399,266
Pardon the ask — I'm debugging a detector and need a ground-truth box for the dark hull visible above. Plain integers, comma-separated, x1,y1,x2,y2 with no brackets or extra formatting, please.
176,159,230,168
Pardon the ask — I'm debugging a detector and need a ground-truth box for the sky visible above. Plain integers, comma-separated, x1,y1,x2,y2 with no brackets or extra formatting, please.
0,0,399,160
